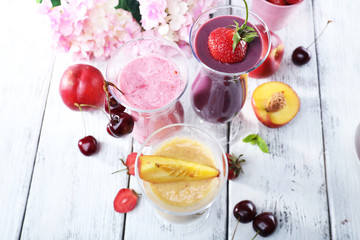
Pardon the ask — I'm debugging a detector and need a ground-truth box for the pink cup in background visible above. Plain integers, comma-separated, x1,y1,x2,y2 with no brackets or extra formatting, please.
251,0,303,31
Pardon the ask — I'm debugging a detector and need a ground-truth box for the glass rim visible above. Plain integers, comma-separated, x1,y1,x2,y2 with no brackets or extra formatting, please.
106,37,189,113
258,0,303,8
189,5,272,76
134,123,228,216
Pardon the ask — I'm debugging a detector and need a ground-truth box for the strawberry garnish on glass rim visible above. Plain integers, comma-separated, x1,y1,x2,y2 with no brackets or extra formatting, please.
208,0,258,64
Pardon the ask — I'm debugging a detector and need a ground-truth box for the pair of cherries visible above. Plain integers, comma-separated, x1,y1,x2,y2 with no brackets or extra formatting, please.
78,90,134,156
232,200,277,239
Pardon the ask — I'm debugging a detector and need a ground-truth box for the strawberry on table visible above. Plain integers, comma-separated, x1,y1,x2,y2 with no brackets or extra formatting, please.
207,0,258,64
113,188,139,213
227,153,246,180
112,152,140,176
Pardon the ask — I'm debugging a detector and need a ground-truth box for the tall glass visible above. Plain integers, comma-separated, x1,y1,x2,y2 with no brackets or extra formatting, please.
106,37,189,144
252,0,303,31
135,124,227,228
189,5,271,124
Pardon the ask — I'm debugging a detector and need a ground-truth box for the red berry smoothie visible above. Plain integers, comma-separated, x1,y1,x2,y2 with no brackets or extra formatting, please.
191,15,263,123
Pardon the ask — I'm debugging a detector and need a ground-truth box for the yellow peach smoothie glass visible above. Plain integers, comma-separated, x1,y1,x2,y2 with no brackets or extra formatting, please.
135,124,227,228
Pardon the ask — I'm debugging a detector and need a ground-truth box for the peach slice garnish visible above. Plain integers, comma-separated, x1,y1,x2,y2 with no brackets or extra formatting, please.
251,81,300,128
139,155,219,183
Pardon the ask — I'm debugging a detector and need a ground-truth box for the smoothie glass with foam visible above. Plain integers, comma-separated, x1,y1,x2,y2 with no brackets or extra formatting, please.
252,0,303,31
135,124,227,228
106,37,188,144
189,5,271,124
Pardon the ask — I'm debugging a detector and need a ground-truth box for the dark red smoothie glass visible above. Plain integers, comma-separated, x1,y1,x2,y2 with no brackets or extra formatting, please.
189,5,271,124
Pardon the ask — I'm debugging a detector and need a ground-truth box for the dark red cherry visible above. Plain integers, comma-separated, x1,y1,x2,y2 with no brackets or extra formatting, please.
291,46,311,66
105,92,125,114
252,212,277,237
233,200,257,223
78,135,98,156
107,112,134,138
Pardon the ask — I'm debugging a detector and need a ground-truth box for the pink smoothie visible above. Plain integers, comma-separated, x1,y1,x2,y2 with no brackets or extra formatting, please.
115,53,185,143
117,54,182,110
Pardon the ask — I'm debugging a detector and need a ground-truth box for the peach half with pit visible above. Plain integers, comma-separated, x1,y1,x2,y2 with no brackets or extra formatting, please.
251,81,300,128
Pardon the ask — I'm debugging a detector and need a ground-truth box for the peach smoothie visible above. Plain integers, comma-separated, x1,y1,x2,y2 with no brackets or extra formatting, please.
147,137,220,207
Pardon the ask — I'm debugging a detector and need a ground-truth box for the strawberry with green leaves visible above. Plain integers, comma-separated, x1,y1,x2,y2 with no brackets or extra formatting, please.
227,153,246,180
208,0,258,64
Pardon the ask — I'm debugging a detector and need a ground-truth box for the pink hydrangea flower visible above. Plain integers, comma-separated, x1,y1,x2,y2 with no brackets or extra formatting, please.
138,0,167,30
39,0,142,60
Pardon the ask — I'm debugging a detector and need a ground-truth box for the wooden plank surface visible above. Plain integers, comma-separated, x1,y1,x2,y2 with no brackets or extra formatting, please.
1,0,360,239
0,2,55,239
314,0,360,239
20,54,132,239
228,0,330,239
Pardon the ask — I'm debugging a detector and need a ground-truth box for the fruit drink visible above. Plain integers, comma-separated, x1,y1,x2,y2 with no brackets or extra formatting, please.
118,54,182,110
190,13,265,123
135,124,227,224
147,137,219,207
252,0,303,31
107,37,188,144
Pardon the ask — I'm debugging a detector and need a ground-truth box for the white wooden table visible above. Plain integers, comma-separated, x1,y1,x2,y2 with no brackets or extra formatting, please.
1,0,360,239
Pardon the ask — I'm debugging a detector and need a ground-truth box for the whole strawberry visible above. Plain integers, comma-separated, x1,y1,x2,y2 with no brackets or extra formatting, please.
227,153,246,180
208,0,258,64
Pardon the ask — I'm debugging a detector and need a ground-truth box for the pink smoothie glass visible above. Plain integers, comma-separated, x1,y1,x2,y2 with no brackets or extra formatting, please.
106,37,189,144
189,5,271,124
251,0,303,31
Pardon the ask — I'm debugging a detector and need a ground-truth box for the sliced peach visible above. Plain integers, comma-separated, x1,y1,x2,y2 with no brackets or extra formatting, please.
251,81,300,128
139,155,219,183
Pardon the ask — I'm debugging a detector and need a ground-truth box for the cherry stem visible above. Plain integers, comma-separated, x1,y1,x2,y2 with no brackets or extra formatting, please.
74,103,87,136
103,80,125,119
251,230,260,240
231,218,240,240
74,103,111,121
307,20,332,49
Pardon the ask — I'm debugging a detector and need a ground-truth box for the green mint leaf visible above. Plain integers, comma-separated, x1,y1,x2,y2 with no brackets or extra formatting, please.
257,137,269,153
115,0,141,24
243,134,269,153
243,134,258,143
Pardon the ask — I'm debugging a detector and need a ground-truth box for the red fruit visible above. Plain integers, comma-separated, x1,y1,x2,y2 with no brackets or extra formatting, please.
267,0,286,5
104,91,126,114
226,153,246,180
249,30,284,79
78,135,98,156
113,188,139,213
106,112,134,138
208,28,248,64
122,152,141,176
285,0,302,4
59,64,105,111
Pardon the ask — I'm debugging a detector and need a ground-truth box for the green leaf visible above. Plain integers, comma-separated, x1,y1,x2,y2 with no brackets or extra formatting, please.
243,134,258,143
244,26,255,31
115,0,141,24
257,137,269,153
243,134,269,153
50,0,60,7
242,37,255,43
36,0,43,3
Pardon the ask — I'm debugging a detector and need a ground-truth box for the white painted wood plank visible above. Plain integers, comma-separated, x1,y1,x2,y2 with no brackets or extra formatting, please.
229,0,330,239
314,0,360,239
21,54,133,239
0,2,55,239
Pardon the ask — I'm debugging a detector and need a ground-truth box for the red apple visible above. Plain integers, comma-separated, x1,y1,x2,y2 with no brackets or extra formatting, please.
59,64,105,111
249,31,284,79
